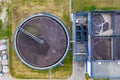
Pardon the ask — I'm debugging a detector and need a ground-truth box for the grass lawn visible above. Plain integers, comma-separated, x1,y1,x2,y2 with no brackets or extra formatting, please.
72,0,120,13
10,0,72,79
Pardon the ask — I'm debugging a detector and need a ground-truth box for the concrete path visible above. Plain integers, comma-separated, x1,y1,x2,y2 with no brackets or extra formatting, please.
68,61,86,80
0,73,15,80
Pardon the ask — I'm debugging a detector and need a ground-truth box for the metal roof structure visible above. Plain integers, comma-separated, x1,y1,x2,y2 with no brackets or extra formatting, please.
73,12,88,61
73,11,120,78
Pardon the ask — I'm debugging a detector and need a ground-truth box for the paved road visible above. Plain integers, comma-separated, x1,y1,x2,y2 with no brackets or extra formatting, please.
0,73,15,80
68,61,86,80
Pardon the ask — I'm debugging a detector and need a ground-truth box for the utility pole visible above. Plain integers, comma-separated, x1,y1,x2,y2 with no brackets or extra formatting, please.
69,0,73,22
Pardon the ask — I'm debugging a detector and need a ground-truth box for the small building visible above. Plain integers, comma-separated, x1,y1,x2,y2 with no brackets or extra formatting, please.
73,12,88,61
3,66,9,73
0,45,7,51
0,39,9,75
2,60,8,66
2,54,7,60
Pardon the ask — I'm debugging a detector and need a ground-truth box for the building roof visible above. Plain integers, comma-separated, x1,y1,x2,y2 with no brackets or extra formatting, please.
88,11,120,78
3,66,9,73
0,45,7,51
91,61,120,78
73,11,120,78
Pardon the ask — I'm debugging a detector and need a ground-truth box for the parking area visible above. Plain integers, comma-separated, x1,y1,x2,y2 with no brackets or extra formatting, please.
0,39,9,76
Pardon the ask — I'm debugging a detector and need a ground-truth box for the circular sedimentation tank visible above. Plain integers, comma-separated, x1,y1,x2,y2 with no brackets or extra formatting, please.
14,13,70,70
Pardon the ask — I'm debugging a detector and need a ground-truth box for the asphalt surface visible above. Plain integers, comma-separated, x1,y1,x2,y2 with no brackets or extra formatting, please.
68,61,86,80
0,73,15,80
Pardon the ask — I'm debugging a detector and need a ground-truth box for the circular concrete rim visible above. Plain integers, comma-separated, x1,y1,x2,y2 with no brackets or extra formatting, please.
14,13,70,70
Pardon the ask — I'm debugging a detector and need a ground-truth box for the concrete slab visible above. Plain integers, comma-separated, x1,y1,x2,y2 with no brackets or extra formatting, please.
68,61,86,80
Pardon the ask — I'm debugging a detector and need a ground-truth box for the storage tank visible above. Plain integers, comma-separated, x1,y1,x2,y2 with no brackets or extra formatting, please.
14,13,70,70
